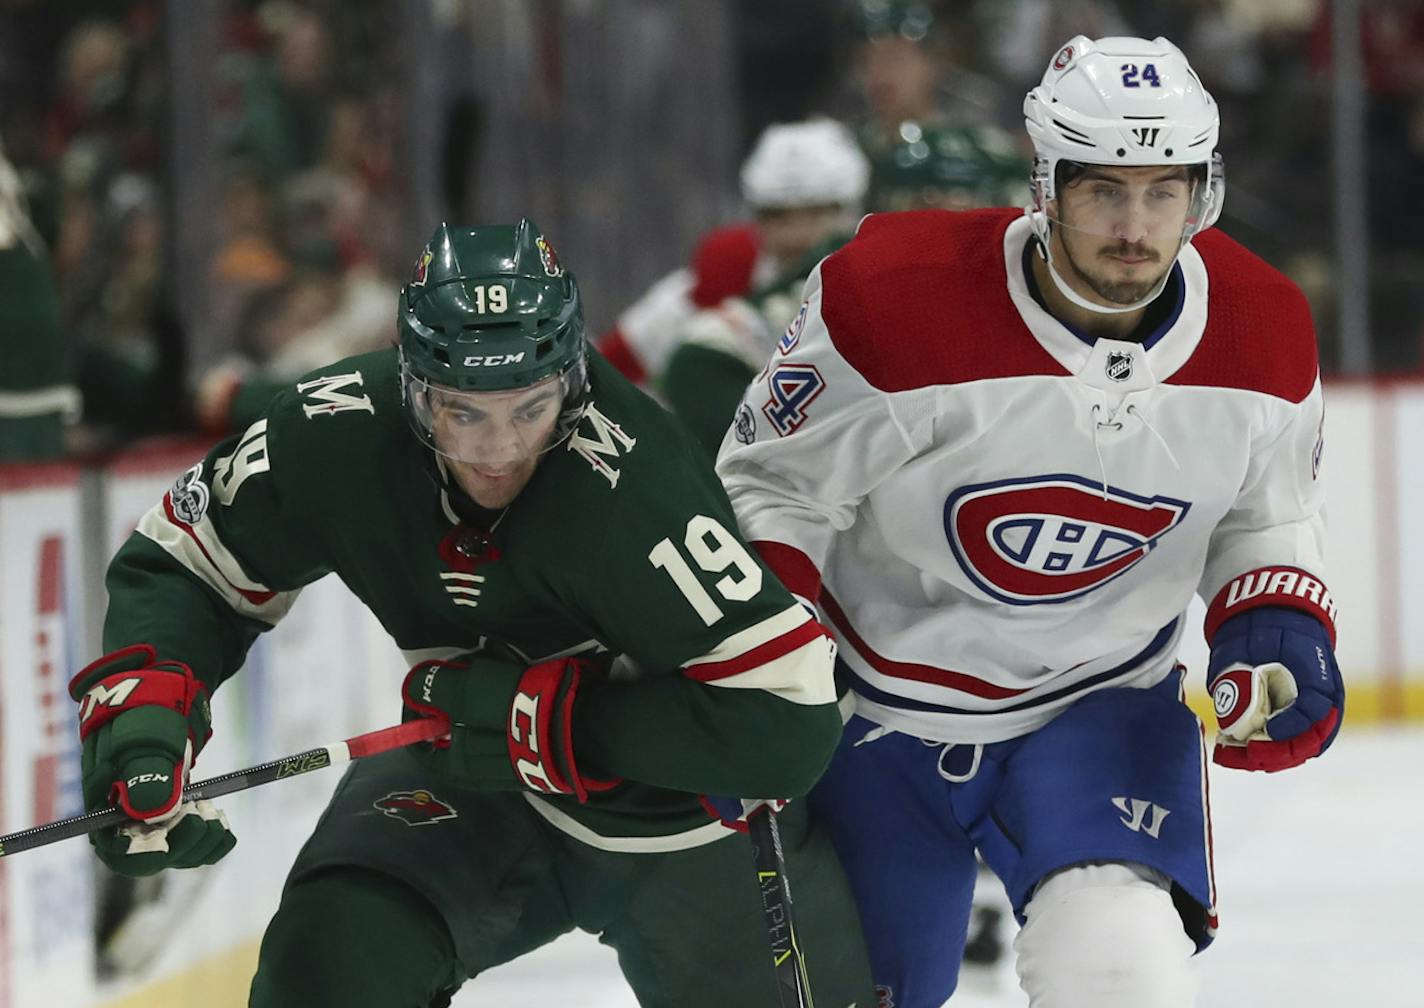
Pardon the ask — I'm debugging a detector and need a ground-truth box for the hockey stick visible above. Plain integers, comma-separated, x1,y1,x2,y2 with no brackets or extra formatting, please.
0,718,447,858
748,807,815,1008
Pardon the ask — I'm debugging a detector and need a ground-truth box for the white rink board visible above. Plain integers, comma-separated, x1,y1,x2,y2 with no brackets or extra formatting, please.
0,469,95,1008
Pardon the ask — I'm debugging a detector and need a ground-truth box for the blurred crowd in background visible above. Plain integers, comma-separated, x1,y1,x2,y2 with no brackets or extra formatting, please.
2,0,1422,464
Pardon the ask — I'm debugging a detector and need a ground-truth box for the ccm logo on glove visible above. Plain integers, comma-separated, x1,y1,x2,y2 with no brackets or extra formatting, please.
127,772,172,788
509,689,556,792
401,653,621,802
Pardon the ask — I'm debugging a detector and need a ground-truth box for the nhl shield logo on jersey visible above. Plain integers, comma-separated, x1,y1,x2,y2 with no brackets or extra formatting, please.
374,789,459,826
944,475,1191,604
1105,351,1133,382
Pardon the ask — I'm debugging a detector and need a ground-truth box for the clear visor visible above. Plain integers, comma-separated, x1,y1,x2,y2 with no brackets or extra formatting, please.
1038,163,1214,247
403,368,578,468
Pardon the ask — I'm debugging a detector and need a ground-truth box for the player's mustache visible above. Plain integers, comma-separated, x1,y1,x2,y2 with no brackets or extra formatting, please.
1099,243,1159,261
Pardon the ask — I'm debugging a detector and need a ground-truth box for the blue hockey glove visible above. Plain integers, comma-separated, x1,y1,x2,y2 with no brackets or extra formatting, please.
1207,607,1344,772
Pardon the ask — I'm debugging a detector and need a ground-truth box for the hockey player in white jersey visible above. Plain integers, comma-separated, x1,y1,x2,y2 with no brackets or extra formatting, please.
716,35,1344,1008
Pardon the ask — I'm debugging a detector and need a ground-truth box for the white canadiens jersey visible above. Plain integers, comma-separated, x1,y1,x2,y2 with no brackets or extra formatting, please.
717,208,1333,744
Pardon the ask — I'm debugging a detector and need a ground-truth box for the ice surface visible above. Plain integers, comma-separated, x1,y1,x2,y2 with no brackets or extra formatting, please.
460,725,1424,1007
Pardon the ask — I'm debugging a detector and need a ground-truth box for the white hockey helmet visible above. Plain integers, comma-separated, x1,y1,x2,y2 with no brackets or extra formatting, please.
1022,36,1225,312
739,118,871,210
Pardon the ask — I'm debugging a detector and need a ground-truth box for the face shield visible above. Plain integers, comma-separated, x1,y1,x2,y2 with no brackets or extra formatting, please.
1030,156,1222,313
401,359,583,470
1037,159,1215,243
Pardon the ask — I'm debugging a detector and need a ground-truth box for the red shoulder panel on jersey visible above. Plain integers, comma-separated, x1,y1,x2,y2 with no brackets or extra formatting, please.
1165,230,1318,404
690,223,760,307
819,209,1069,392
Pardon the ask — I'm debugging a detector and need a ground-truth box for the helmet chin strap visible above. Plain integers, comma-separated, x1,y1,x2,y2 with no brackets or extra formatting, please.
1038,222,1182,316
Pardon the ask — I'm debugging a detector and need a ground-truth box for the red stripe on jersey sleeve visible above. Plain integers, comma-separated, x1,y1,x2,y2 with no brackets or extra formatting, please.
751,540,823,604
682,617,830,683
162,493,278,606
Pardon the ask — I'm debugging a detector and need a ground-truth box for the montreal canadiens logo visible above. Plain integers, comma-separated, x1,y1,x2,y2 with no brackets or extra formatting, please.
944,475,1190,604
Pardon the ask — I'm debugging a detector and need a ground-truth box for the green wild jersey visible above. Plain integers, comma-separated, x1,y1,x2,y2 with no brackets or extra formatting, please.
0,238,74,460
103,347,841,848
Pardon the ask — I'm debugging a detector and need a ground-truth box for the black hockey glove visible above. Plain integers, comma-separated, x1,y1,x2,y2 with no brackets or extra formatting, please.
401,652,621,802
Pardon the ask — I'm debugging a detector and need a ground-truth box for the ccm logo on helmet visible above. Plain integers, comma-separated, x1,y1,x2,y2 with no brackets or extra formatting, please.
463,353,526,367
944,475,1191,604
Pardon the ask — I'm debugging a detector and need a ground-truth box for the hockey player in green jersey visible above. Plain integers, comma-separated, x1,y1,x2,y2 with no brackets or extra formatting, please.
68,219,875,1006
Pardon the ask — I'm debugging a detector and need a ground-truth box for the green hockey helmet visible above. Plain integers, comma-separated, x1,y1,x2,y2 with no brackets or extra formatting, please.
867,121,1029,212
398,220,589,458
854,0,938,43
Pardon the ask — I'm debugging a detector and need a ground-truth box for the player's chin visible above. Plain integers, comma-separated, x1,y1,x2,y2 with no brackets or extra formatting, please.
1093,271,1163,306
455,463,534,508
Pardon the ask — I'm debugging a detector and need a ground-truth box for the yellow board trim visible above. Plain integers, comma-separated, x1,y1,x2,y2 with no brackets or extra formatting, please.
1184,679,1424,726
99,938,260,1008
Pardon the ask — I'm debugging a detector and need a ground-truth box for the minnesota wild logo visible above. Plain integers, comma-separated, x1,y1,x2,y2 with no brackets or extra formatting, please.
411,245,434,286
374,789,458,826
536,235,562,277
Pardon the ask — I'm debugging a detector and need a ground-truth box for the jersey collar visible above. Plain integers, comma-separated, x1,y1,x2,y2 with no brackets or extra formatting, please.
1002,215,1210,387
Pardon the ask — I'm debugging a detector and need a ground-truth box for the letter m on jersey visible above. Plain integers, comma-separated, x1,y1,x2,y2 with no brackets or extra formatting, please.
297,371,375,419
944,475,1191,604
568,405,636,488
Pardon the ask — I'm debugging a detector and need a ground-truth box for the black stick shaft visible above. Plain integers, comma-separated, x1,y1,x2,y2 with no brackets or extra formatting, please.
0,719,445,858
749,808,815,1008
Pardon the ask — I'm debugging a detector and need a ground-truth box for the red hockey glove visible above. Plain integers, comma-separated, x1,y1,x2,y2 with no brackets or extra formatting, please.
402,652,620,802
69,645,235,876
